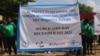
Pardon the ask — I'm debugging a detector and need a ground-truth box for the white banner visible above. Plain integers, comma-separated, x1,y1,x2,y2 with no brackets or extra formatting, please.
18,4,82,51
94,13,100,35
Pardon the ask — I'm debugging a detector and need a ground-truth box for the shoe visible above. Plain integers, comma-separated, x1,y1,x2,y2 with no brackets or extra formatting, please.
90,53,94,55
15,53,17,56
86,53,89,55
83,53,86,56
47,51,51,54
44,51,47,54
5,50,8,53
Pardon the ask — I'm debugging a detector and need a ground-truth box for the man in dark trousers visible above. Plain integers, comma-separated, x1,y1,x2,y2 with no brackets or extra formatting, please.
1,18,8,53
86,19,94,54
81,19,88,55
77,19,89,56
3,17,17,56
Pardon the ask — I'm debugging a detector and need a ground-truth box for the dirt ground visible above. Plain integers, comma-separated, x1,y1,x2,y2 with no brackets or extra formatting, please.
0,42,100,56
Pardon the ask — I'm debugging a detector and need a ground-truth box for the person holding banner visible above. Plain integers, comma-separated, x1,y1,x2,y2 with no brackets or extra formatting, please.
1,18,8,53
3,18,17,56
85,19,94,55
78,19,89,56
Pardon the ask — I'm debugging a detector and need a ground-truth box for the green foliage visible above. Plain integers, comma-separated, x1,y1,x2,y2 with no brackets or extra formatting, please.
78,3,93,13
0,1,93,18
0,0,35,17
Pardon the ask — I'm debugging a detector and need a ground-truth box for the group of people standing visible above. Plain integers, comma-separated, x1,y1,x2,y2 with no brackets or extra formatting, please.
0,16,98,56
77,18,94,56
0,17,17,56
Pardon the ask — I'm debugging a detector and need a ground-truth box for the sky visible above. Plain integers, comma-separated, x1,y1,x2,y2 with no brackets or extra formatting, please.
78,0,100,12
29,0,100,12
79,0,100,5
32,0,99,5
30,0,100,6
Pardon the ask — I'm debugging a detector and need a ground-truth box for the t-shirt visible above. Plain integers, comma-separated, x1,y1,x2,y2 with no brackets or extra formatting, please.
85,23,94,38
80,20,88,36
3,22,16,37
81,20,86,33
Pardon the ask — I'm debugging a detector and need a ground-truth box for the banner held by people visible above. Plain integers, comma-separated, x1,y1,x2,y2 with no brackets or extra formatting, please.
18,3,82,51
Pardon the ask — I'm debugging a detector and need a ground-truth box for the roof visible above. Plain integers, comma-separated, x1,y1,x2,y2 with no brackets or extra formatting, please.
80,12,96,19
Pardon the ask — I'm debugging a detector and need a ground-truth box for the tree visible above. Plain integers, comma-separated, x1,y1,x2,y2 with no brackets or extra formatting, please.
0,0,35,17
0,1,93,18
78,3,93,13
